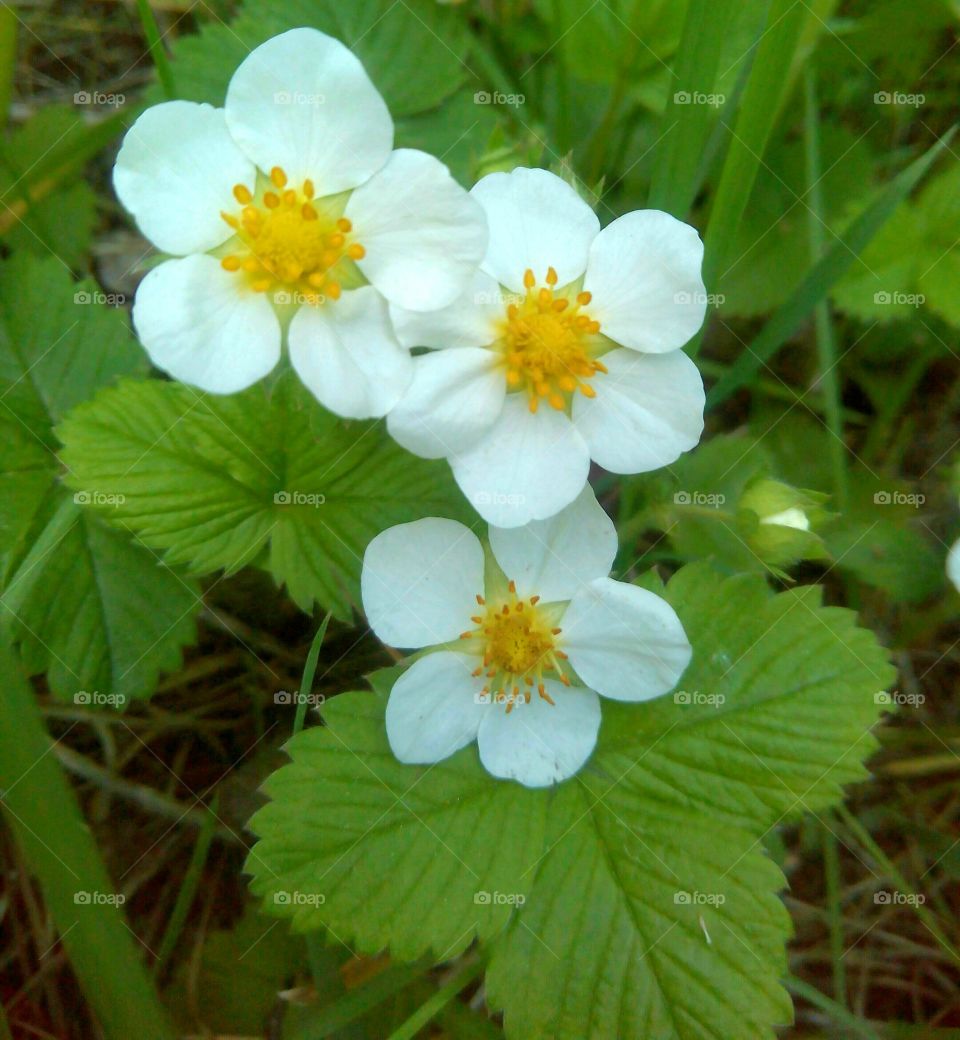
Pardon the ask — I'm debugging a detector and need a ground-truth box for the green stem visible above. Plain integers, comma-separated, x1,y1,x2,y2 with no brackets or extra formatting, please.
135,0,177,100
821,825,847,1006
385,956,485,1040
153,795,219,975
294,611,332,736
803,67,848,509
0,3,15,130
836,805,960,964
785,976,881,1040
0,642,175,1039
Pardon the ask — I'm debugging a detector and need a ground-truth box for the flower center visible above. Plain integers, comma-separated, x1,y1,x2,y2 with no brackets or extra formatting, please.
500,266,606,413
219,166,365,304
460,580,570,712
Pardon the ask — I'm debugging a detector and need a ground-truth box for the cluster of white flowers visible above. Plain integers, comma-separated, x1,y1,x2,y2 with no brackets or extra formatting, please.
116,27,707,787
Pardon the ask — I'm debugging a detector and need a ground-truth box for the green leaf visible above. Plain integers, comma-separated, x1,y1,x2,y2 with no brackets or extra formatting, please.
4,494,199,704
57,374,472,620
246,565,895,1039
165,0,472,117
0,254,199,702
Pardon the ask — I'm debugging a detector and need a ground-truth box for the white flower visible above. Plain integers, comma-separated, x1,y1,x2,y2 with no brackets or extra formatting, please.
113,28,487,419
386,167,707,526
361,488,692,787
948,538,960,593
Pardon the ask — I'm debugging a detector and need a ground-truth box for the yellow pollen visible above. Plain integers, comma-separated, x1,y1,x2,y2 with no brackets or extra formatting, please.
219,165,365,305
499,266,606,412
461,581,567,711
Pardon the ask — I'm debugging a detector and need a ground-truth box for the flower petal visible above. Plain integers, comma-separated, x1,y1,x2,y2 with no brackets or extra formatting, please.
477,681,600,787
224,27,392,193
450,394,591,527
288,287,411,419
389,270,505,350
361,517,484,649
583,210,707,353
385,652,487,765
113,101,255,255
386,347,506,459
572,348,704,474
132,255,280,393
471,168,600,293
346,149,488,311
949,538,960,593
488,486,617,603
561,577,691,702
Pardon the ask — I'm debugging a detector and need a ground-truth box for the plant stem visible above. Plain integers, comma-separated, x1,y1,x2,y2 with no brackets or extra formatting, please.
821,825,847,1005
135,0,177,100
803,67,849,510
386,956,486,1040
0,642,175,1039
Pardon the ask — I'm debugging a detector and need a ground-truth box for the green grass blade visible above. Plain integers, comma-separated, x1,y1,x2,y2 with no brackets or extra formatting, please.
152,796,219,975
647,0,743,217
386,956,485,1040
294,611,332,735
786,976,882,1040
702,0,809,293
803,66,848,508
288,961,431,1039
135,0,177,99
0,4,15,130
706,126,956,408
0,641,175,1040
